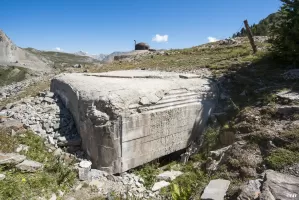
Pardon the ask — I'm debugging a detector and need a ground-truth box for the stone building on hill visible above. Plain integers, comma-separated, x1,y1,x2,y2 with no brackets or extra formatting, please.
134,40,150,50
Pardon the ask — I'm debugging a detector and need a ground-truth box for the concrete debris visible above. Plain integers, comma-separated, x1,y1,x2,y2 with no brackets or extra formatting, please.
156,170,183,181
201,179,230,200
151,181,170,191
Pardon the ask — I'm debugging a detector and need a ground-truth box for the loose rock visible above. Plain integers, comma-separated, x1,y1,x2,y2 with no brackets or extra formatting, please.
16,160,43,172
152,181,170,191
0,174,5,180
156,170,183,181
15,144,29,153
237,179,262,200
79,160,92,168
0,153,26,165
260,170,299,200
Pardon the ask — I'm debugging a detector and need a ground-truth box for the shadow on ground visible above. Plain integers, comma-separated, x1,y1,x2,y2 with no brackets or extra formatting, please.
215,54,298,123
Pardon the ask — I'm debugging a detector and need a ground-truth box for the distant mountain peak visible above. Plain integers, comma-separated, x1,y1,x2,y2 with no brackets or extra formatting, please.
74,51,89,56
73,51,107,61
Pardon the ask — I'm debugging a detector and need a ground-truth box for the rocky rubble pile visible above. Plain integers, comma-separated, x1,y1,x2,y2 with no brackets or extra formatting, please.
0,75,50,101
72,168,163,199
0,91,81,151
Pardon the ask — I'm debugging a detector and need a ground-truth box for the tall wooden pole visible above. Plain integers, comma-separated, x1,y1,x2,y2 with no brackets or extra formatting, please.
244,20,257,54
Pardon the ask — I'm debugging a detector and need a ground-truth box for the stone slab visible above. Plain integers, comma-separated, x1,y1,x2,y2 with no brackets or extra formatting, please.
157,170,183,181
0,153,26,165
152,181,170,191
51,70,216,174
201,179,230,200
260,170,299,200
16,160,43,172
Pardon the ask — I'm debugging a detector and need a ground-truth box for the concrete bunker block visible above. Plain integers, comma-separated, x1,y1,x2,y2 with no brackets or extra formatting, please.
51,70,217,174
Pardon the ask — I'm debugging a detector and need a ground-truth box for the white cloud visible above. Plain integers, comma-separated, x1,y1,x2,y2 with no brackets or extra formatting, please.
54,47,63,52
152,34,168,43
207,37,219,43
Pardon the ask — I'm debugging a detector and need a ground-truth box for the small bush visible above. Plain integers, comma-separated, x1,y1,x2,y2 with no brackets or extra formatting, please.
161,166,209,200
0,67,28,87
270,0,299,64
202,127,220,155
134,163,160,189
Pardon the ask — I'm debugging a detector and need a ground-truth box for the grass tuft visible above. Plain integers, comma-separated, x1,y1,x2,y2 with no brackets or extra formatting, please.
0,130,77,200
265,148,299,170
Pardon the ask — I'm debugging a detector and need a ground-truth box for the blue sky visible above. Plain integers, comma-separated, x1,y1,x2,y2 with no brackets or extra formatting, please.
0,0,282,54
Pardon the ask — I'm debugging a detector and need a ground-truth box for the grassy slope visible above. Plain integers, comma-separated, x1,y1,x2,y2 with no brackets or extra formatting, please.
89,38,268,75
25,48,99,65
0,128,76,200
0,67,29,87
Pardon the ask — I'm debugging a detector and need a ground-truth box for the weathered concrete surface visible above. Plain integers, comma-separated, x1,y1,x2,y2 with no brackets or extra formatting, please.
51,70,216,174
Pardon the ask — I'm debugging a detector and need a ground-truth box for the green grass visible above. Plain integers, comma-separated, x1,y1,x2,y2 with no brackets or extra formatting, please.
160,155,210,200
25,48,99,66
134,163,160,189
265,148,299,170
0,129,77,200
0,128,19,153
0,66,29,87
201,127,220,156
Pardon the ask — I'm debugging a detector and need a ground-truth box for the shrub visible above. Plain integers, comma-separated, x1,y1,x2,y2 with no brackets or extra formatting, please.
270,0,299,64
134,163,159,189
202,127,220,155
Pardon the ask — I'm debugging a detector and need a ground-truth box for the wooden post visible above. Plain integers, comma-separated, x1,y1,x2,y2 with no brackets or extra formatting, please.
244,20,257,54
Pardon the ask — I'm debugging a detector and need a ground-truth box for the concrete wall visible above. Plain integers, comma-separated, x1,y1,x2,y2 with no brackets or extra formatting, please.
51,70,216,174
